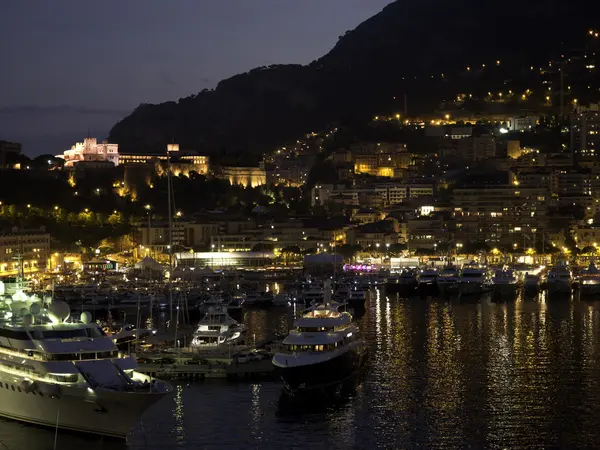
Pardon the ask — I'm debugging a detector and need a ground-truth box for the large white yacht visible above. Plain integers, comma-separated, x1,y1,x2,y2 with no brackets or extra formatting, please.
545,263,573,295
190,306,246,347
272,303,367,396
0,289,171,438
579,262,600,297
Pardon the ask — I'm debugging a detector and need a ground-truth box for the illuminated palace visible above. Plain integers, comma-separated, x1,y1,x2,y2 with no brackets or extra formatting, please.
0,228,50,276
57,138,120,167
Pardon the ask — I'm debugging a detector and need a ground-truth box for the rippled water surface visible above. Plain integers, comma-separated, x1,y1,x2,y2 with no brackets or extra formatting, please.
6,292,600,449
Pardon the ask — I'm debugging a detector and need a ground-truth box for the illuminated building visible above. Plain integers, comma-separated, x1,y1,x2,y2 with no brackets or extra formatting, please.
0,228,50,275
508,116,539,132
219,166,266,188
120,151,209,175
210,219,340,253
571,110,600,156
352,142,410,177
175,252,274,269
452,186,548,245
311,183,433,209
57,138,119,167
137,221,220,252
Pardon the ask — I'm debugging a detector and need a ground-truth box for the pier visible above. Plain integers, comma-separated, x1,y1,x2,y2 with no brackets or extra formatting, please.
136,358,275,381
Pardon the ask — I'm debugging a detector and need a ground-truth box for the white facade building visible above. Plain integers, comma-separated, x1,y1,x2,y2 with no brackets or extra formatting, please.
57,138,120,167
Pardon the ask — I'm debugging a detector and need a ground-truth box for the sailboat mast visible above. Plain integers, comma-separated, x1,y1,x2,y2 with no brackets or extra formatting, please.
166,143,178,324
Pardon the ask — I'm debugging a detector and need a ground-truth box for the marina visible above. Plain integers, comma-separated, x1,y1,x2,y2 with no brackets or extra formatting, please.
5,289,600,450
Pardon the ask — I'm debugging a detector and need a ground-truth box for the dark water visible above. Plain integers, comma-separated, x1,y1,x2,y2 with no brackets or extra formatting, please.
7,291,600,449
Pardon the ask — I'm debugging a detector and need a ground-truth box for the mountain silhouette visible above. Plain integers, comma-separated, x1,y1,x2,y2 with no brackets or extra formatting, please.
109,0,600,161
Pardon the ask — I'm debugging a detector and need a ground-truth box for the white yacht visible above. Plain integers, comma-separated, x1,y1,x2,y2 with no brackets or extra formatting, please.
491,267,519,299
545,263,573,295
457,263,491,296
579,262,600,297
0,290,171,438
436,266,460,296
190,306,246,347
272,302,367,395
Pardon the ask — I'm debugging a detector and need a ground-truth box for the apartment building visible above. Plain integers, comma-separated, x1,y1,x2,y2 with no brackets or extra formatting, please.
452,186,549,245
0,228,50,275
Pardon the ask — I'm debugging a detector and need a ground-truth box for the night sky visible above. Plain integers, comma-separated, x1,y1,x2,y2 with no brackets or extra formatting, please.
0,0,392,155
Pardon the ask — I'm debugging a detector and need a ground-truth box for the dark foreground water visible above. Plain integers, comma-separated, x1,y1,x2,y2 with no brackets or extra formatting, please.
6,291,600,449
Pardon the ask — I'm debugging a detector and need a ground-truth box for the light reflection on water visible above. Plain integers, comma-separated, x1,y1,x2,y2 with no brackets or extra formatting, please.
5,293,600,449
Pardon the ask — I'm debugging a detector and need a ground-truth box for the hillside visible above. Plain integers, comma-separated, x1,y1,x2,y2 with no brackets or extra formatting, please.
109,0,600,161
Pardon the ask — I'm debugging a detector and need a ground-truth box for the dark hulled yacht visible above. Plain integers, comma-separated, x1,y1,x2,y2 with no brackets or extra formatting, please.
272,303,367,396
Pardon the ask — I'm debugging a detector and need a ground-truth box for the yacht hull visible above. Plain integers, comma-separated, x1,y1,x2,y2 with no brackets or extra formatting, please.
417,281,438,296
436,281,458,296
274,344,368,395
0,377,166,439
458,282,490,295
492,283,519,299
546,280,572,295
579,284,600,297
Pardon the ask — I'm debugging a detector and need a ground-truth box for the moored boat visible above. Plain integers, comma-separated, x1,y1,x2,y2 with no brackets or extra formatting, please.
545,263,573,296
457,263,491,296
436,266,460,296
0,289,171,438
579,262,600,297
272,302,368,396
491,267,519,300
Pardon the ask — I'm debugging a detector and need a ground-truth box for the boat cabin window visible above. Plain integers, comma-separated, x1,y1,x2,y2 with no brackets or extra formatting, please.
0,329,30,340
297,326,334,332
32,328,102,340
48,373,79,383
47,350,118,361
287,343,337,352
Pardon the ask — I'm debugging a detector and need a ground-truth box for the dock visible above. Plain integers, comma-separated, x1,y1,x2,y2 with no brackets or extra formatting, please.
137,358,275,381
